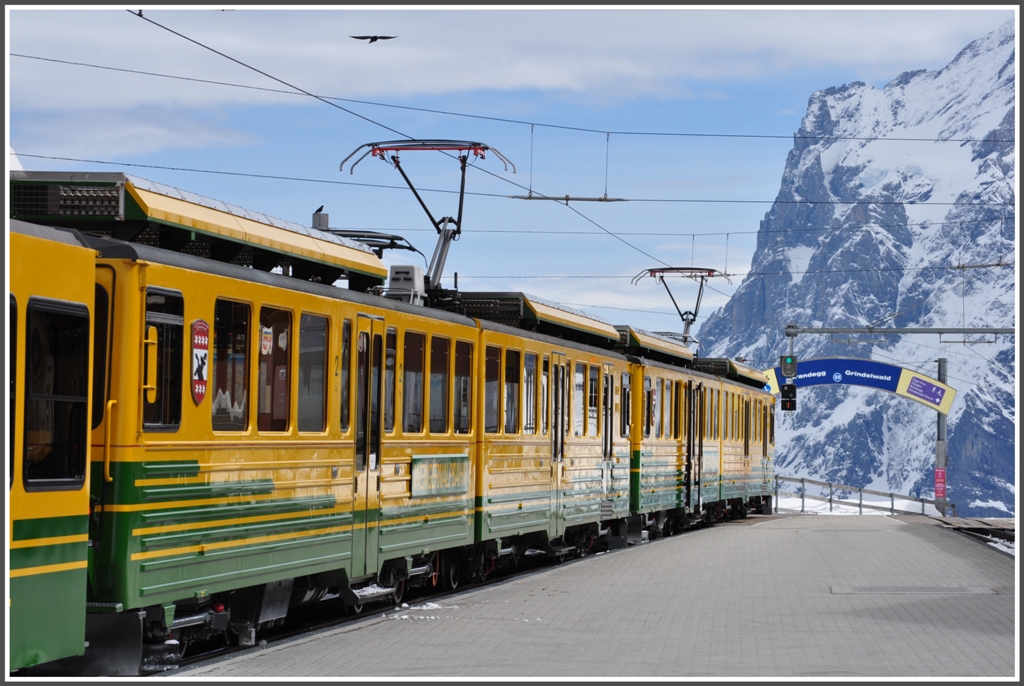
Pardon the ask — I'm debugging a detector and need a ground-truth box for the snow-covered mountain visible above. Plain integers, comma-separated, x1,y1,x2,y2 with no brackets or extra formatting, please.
697,20,1016,518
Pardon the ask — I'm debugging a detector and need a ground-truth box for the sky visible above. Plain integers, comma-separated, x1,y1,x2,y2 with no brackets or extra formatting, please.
6,5,1018,338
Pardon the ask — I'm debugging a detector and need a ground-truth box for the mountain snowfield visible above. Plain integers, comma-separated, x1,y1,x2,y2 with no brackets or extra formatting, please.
697,20,1016,518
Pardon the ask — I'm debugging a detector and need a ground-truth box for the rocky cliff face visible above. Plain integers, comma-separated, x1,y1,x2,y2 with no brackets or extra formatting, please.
697,20,1016,517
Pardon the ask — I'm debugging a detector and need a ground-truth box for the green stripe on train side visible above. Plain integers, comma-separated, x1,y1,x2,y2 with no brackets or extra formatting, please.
91,460,274,506
12,514,89,541
9,540,89,570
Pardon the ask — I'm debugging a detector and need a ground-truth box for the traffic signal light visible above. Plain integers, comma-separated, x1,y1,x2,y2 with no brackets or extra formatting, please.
780,355,798,378
780,383,797,412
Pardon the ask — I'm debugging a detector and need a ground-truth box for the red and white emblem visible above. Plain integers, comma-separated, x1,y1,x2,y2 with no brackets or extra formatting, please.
191,319,210,404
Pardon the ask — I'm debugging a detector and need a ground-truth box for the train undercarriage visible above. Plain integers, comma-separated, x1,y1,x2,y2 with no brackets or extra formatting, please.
18,495,771,676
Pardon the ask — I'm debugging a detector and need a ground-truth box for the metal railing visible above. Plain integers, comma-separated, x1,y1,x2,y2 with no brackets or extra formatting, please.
774,475,957,518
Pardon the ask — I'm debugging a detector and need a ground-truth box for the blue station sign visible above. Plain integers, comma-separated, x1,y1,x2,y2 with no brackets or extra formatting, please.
763,357,957,415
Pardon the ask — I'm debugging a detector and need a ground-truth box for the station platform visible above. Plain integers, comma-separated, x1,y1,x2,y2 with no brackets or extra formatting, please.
174,514,1017,679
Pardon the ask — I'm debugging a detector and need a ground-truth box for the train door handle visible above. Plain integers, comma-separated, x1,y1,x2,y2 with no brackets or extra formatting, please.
103,399,117,483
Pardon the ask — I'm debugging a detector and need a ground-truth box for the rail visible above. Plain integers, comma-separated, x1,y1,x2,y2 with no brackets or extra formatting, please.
774,475,957,518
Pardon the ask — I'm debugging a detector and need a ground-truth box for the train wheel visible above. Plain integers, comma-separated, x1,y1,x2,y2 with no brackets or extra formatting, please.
738,503,748,519
392,579,405,605
442,552,460,591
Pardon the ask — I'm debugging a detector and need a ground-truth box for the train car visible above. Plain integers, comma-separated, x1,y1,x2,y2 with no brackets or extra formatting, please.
469,308,633,569
692,358,775,519
8,220,97,670
9,171,775,676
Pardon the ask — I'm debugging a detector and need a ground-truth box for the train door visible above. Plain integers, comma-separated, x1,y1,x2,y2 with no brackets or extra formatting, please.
549,352,567,538
691,382,704,514
10,294,92,670
353,314,384,580
92,266,116,525
601,367,614,502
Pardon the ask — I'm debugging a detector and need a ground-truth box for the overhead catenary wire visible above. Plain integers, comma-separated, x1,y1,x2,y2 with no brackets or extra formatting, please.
24,19,1017,327
121,11,671,268
14,153,1013,209
10,52,1016,145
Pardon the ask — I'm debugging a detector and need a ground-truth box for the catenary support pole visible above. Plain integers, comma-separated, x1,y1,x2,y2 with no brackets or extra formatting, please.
936,358,948,516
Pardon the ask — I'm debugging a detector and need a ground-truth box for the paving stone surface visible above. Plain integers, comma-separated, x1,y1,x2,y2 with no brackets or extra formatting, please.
175,514,1017,678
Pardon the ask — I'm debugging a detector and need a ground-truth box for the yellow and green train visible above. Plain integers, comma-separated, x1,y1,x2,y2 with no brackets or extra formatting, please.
8,172,774,675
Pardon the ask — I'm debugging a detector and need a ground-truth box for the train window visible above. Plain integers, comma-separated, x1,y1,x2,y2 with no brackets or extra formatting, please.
642,376,652,438
541,357,549,435
734,394,739,441
340,319,351,432
384,329,397,432
723,392,730,441
10,296,16,488
712,393,720,440
587,366,598,438
523,353,538,434
654,379,664,438
664,380,673,439
257,306,291,432
297,314,328,432
429,337,450,433
572,363,585,437
143,289,184,431
673,381,682,439
91,285,109,430
454,341,472,434
484,346,501,433
23,299,89,488
620,372,631,438
403,331,425,433
505,349,521,434
704,393,712,440
212,300,250,432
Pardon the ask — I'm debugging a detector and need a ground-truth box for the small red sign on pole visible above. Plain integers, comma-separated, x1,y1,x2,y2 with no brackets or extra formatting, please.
191,319,210,404
934,468,946,499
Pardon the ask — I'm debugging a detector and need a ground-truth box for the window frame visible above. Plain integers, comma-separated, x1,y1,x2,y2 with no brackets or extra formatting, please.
402,330,425,434
297,312,329,433
22,297,91,491
142,287,185,432
211,298,251,433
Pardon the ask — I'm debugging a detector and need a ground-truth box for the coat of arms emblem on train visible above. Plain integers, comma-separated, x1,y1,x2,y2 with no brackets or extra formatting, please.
192,319,210,404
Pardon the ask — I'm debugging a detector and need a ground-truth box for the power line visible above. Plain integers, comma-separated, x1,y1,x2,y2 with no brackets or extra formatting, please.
340,216,1010,238
13,153,1012,208
449,262,1014,279
11,51,1015,145
126,12,668,268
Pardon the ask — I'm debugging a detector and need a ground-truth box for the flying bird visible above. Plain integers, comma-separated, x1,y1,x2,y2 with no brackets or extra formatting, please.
350,35,397,43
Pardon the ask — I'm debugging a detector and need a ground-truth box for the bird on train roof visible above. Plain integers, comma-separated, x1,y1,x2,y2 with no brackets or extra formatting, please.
350,35,397,43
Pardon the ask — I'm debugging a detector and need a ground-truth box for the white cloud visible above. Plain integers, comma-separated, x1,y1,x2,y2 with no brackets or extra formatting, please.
8,8,1015,111
11,108,260,160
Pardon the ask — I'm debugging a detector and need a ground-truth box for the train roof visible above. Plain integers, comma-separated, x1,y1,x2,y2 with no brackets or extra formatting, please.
77,232,476,328
444,291,621,347
10,217,93,249
9,171,388,289
614,326,695,366
691,358,770,389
